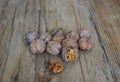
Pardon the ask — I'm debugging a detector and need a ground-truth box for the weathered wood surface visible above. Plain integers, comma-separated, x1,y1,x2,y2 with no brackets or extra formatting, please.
0,0,120,82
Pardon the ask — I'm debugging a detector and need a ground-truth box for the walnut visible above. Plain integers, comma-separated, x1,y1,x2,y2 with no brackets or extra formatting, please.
48,62,64,73
62,38,78,48
51,28,64,36
24,31,39,44
40,32,52,43
51,28,65,43
78,38,92,51
30,39,46,54
66,31,79,41
46,41,62,55
79,29,91,38
62,39,78,62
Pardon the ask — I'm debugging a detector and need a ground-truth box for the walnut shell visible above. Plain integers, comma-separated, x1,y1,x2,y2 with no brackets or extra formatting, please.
40,32,52,43
48,62,64,73
30,39,46,54
46,41,62,55
66,31,79,41
62,38,78,48
24,31,39,44
62,46,78,63
79,29,91,38
51,28,64,36
78,38,92,51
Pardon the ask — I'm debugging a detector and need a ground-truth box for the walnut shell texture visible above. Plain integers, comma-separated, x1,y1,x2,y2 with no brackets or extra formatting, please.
46,41,62,55
24,31,39,44
66,31,79,41
40,32,52,43
79,29,91,38
78,38,92,51
30,39,46,54
52,34,65,43
51,28,64,36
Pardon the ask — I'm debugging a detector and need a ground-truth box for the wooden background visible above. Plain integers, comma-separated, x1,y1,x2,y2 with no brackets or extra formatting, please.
0,0,120,82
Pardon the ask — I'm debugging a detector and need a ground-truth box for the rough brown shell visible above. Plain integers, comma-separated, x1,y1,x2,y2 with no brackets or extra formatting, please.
51,28,64,36
46,41,62,55
62,46,78,63
52,34,65,43
66,31,79,41
40,32,52,43
78,38,92,51
30,39,46,54
62,38,78,48
79,29,91,38
24,31,39,44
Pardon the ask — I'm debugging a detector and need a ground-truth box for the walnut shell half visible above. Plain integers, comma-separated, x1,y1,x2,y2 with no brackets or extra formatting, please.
51,28,64,36
30,39,46,54
46,41,62,55
62,47,78,63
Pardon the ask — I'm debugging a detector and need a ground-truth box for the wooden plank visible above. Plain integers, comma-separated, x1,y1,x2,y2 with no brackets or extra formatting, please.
89,0,120,81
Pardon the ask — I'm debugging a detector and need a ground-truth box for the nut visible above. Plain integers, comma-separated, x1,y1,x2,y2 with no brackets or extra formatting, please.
24,31,39,44
40,32,52,43
46,41,62,55
79,29,91,38
62,38,78,62
62,38,78,48
66,31,79,41
78,38,92,51
30,39,46,54
62,47,78,63
48,62,64,73
51,28,64,36
52,34,65,43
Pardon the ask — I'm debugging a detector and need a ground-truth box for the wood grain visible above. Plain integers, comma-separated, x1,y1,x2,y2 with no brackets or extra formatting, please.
0,0,120,82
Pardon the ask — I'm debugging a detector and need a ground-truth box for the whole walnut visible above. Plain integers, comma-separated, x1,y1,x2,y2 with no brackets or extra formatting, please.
46,41,62,55
30,39,46,54
62,38,78,48
78,38,92,51
51,28,65,43
79,29,91,38
24,31,39,44
62,38,78,63
51,28,64,36
40,32,52,43
66,31,79,41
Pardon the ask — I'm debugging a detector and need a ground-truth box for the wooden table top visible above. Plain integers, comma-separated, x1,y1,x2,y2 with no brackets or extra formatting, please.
0,0,120,82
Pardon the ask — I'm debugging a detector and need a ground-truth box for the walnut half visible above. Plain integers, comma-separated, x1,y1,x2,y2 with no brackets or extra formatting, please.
48,62,64,73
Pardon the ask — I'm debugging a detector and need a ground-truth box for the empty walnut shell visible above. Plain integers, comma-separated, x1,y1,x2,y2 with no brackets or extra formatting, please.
62,46,78,63
78,38,92,51
79,29,91,38
62,38,78,48
66,31,79,41
24,31,39,44
46,41,62,55
40,32,52,43
51,28,64,36
30,39,46,54
48,62,64,73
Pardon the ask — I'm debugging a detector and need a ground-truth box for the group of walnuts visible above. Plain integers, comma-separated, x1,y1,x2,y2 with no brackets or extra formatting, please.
24,28,92,73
